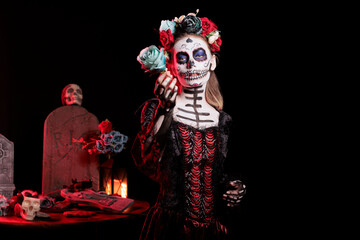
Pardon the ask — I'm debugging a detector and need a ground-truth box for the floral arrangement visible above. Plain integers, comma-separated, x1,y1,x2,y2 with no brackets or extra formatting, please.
74,119,128,158
137,9,222,74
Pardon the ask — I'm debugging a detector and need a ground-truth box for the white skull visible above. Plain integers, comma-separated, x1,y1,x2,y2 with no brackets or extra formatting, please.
61,83,83,106
173,35,216,88
20,197,40,221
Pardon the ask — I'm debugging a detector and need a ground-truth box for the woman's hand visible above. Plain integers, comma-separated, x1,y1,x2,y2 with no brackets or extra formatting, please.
154,70,178,112
223,180,246,207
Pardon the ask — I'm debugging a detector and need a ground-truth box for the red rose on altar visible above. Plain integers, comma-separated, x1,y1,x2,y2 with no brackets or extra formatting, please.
160,29,174,51
201,17,217,37
98,120,112,134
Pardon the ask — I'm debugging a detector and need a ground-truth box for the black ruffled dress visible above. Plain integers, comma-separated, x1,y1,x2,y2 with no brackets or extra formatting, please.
131,99,236,240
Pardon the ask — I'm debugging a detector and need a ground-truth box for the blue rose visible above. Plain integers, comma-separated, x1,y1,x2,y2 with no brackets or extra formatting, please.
110,131,128,145
101,133,112,146
122,135,128,144
96,140,106,153
109,131,118,138
111,131,122,144
113,143,124,153
137,45,166,73
104,145,112,153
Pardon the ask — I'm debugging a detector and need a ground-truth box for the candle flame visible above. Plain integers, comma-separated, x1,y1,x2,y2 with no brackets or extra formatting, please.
106,182,112,195
106,179,127,198
120,182,127,198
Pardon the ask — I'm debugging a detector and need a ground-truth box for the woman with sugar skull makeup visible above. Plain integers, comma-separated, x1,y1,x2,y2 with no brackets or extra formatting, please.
133,11,246,240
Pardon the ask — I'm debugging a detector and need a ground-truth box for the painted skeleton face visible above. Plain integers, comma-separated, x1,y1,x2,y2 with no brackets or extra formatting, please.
173,35,216,88
62,84,83,106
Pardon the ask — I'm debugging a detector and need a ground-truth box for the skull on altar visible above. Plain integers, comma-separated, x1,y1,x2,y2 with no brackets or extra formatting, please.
61,83,83,106
20,190,40,221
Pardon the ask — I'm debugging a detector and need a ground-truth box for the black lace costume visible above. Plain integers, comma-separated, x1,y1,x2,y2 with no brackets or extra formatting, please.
131,99,237,240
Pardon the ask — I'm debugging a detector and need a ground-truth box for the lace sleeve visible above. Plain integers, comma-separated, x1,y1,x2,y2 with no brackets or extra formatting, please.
219,112,244,184
131,99,164,182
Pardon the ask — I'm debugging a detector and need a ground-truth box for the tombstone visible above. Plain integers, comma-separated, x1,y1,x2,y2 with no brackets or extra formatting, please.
0,134,15,199
42,84,100,195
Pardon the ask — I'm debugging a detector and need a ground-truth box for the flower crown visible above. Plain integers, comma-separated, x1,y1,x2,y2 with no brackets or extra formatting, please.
160,9,222,52
137,10,222,74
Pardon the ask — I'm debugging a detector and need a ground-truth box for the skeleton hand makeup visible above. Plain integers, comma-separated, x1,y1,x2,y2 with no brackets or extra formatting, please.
173,35,216,88
61,84,83,106
154,70,178,111
222,180,246,207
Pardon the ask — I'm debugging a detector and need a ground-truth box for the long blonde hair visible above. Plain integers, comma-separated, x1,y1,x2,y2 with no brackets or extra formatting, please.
206,69,223,111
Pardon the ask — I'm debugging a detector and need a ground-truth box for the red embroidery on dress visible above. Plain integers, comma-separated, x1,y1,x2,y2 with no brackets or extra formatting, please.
179,124,217,223
204,130,215,222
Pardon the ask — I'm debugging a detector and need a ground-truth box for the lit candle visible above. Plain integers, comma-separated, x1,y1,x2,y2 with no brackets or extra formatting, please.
106,182,112,195
120,182,127,198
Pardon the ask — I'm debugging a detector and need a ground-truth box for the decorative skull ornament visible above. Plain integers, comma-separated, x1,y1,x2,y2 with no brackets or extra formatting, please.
20,190,40,221
61,83,83,106
173,35,216,88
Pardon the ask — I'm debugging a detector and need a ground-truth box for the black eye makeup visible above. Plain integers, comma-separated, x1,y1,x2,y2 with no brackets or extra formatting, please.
193,48,207,62
176,52,189,64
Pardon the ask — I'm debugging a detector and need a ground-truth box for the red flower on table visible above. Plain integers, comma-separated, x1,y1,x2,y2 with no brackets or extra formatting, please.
73,119,127,156
98,120,112,134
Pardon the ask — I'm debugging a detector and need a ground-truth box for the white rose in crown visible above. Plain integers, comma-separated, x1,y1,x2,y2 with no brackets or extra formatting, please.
208,30,220,44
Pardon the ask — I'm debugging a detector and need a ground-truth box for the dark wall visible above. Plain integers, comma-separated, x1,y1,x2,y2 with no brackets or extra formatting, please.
1,1,314,238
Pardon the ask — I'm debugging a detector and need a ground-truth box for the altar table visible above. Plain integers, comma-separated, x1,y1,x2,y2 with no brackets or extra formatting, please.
0,200,150,239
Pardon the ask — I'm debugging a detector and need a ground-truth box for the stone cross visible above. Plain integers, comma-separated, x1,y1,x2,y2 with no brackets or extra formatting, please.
42,105,100,194
0,134,15,199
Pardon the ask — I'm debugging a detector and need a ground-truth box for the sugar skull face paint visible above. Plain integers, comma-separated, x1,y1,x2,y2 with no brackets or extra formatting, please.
173,35,215,87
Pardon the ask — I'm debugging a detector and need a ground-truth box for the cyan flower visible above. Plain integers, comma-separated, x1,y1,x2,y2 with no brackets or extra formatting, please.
137,45,166,73
159,20,177,34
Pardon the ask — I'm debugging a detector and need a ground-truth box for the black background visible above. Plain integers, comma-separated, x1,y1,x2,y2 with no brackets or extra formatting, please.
0,1,322,238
